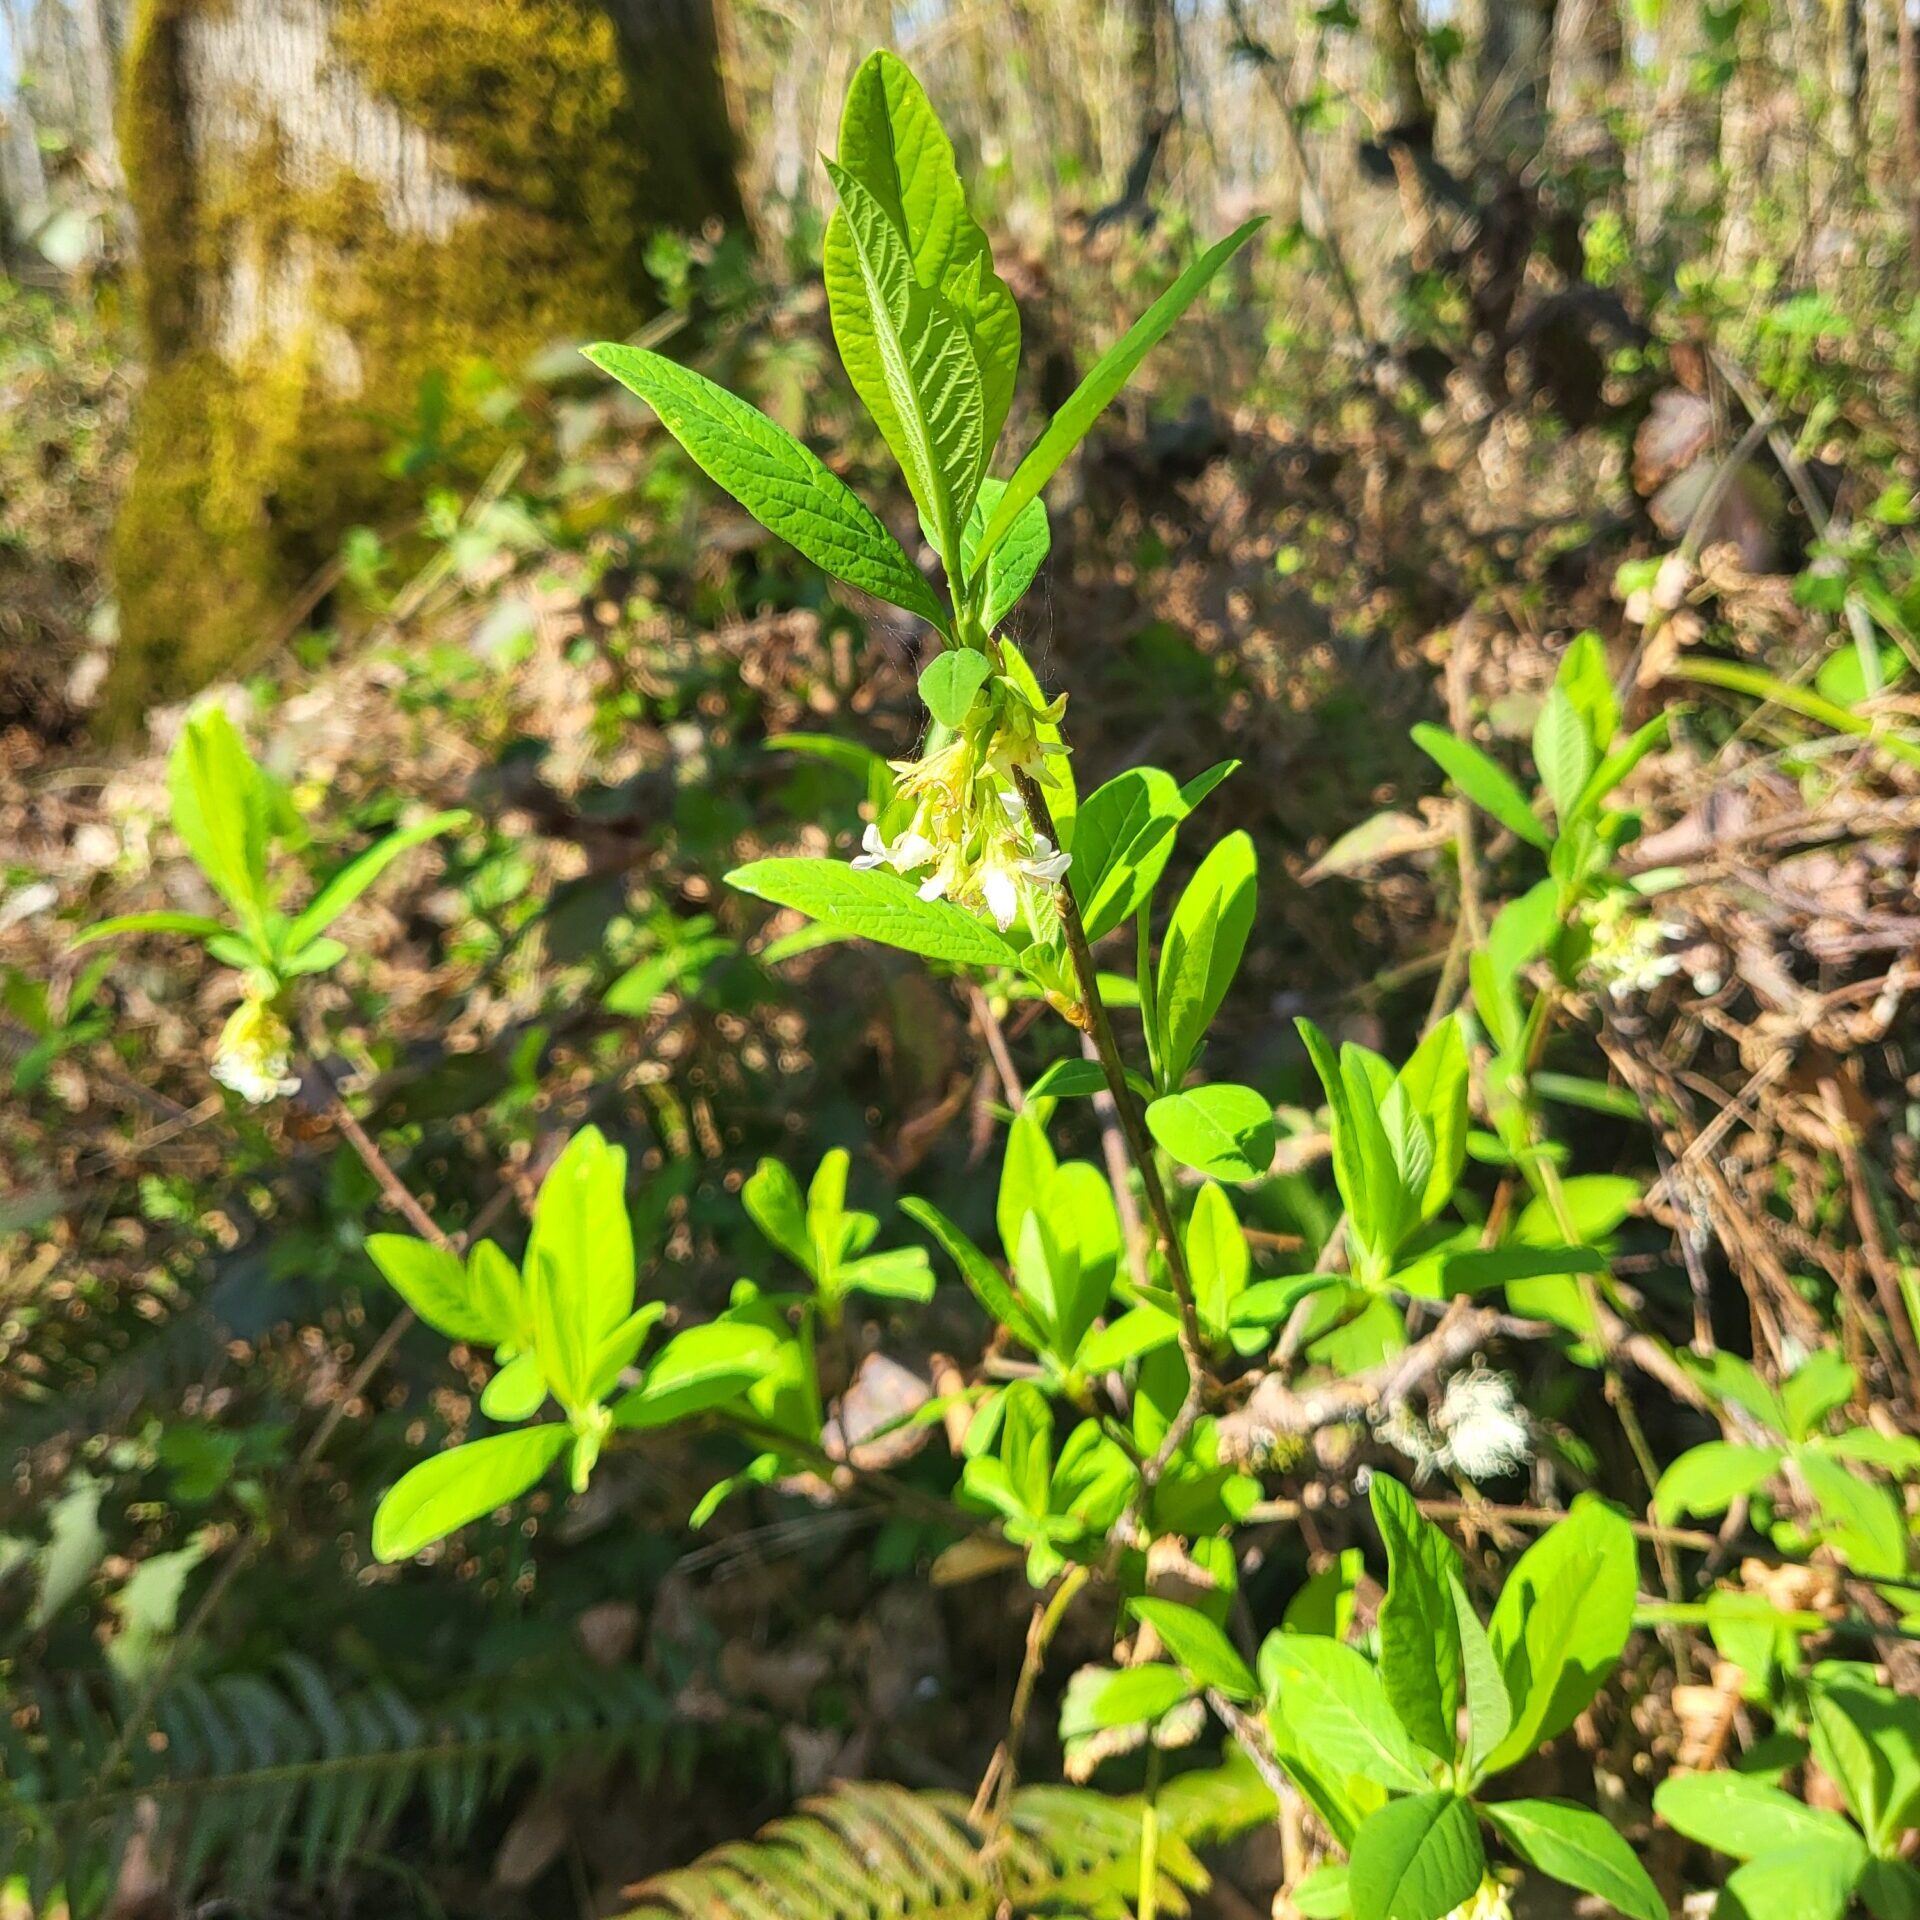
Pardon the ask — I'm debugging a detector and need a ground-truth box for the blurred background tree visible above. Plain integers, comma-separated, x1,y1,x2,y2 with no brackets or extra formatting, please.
92,0,742,726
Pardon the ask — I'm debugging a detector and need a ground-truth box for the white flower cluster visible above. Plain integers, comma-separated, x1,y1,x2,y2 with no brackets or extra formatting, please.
1376,1367,1532,1484
212,992,299,1105
852,667,1070,932
1582,888,1684,1002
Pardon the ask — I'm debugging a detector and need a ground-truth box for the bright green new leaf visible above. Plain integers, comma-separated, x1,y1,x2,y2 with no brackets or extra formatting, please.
1532,686,1595,822
583,345,943,625
612,1322,777,1430
1861,1858,1920,1920
834,50,1020,455
1130,1597,1257,1701
728,857,1017,968
1156,831,1257,1088
1410,722,1550,850
1060,1664,1195,1737
1782,1347,1857,1440
824,158,986,570
481,1351,546,1422
1145,1084,1275,1183
1554,631,1619,756
1483,1798,1664,1920
975,218,1265,560
526,1127,633,1351
1799,1451,1909,1577
1347,1791,1483,1920
1298,1018,1373,1247
1069,765,1186,941
918,649,994,728
1024,1058,1113,1101
969,479,1049,626
1395,1015,1469,1224
1290,1865,1352,1919
1653,1442,1783,1524
1371,1474,1463,1761
372,1426,570,1563
1077,1302,1180,1372
1722,1842,1866,1920
365,1234,496,1346
901,1196,1047,1353
1261,1633,1432,1793
743,1157,814,1273
1485,1496,1637,1771
1809,1661,1920,1847
1184,1180,1249,1337
1512,1175,1640,1247
168,708,275,931
1450,1574,1511,1776
73,910,234,949
286,810,468,951
997,1108,1058,1259
1655,1769,1864,1861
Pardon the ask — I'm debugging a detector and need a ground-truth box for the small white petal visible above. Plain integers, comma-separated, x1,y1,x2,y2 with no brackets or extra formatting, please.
980,863,1019,929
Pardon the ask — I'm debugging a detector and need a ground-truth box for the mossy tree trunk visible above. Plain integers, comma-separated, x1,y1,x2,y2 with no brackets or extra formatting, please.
105,0,741,730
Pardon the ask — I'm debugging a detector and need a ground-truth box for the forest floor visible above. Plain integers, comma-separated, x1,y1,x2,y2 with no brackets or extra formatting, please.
4,247,1919,1913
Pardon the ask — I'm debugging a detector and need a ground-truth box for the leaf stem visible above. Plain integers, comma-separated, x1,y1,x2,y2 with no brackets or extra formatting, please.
1011,768,1204,1365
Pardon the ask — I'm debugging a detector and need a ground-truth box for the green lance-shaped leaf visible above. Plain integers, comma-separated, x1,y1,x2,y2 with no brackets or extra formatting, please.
1484,1799,1664,1920
1347,1791,1484,1920
372,1426,570,1562
1484,1495,1637,1771
1655,1769,1865,1861
524,1127,634,1413
365,1235,498,1347
727,857,1018,969
285,810,469,953
1370,1474,1464,1762
824,158,987,572
1184,1179,1249,1338
1155,830,1257,1090
612,1322,780,1430
925,477,1053,628
834,49,1021,460
974,217,1265,563
1410,723,1550,851
1451,1573,1511,1777
168,707,276,933
1260,1633,1432,1794
1130,1598,1257,1701
1653,1441,1784,1524
581,344,943,626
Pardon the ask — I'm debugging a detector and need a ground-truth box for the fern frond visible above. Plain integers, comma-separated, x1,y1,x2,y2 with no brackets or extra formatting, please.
623,1753,1275,1919
0,1652,676,1916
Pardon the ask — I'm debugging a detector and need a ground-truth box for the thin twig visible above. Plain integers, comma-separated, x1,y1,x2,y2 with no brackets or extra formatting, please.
974,1564,1090,1850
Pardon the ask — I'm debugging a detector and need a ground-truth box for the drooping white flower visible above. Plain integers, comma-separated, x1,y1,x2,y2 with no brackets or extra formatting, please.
1017,834,1071,885
212,994,299,1105
845,660,1075,936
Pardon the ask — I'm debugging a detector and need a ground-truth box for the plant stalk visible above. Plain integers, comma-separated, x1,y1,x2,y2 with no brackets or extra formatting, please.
1011,767,1204,1364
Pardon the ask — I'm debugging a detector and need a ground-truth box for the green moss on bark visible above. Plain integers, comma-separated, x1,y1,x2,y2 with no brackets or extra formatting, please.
106,0,741,731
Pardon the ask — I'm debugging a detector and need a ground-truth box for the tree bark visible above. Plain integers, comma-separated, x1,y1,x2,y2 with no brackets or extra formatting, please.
103,0,741,731
1900,0,1920,279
